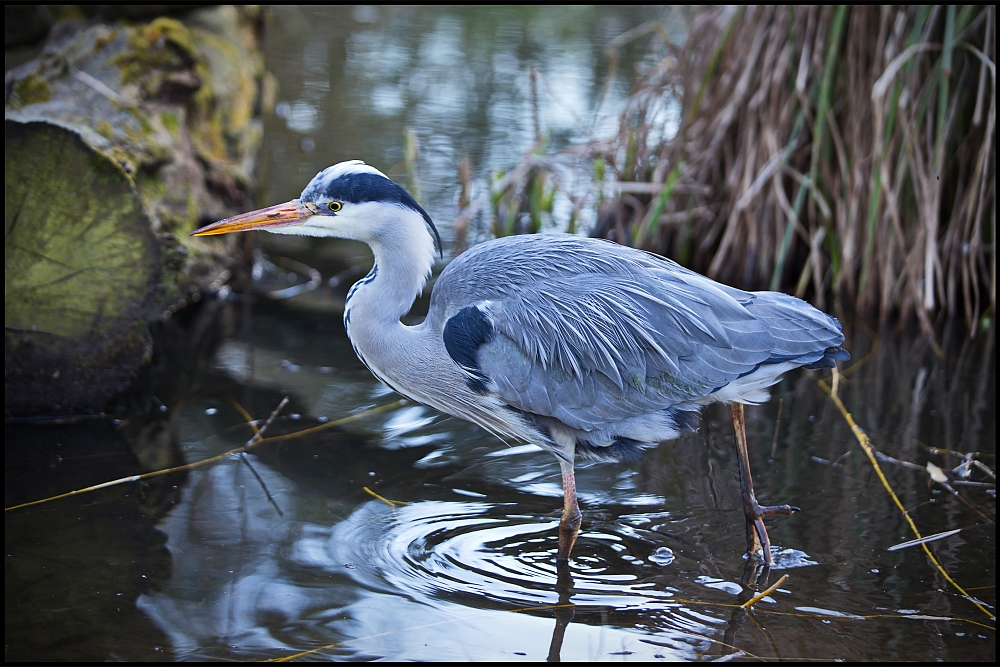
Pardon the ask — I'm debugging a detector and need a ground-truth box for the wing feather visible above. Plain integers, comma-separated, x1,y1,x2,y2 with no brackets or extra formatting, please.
430,234,845,430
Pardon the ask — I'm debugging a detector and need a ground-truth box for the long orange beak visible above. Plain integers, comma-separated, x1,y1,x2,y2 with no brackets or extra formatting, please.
190,200,315,236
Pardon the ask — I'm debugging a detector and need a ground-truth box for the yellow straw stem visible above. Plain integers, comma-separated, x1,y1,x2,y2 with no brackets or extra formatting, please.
5,399,405,512
363,485,408,508
742,573,788,608
257,400,405,444
228,398,261,435
820,375,995,622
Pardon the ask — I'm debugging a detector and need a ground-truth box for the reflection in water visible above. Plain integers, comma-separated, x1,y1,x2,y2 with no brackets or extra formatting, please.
137,457,303,657
127,308,993,660
547,562,576,662
133,392,771,660
6,309,995,661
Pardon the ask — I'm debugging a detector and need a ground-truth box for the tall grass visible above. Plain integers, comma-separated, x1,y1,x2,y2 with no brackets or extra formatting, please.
482,6,995,332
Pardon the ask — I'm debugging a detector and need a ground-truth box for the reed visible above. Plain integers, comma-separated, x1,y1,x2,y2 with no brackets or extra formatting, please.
488,6,996,331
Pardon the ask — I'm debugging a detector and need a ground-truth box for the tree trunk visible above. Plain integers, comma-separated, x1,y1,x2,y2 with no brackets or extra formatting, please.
5,6,272,416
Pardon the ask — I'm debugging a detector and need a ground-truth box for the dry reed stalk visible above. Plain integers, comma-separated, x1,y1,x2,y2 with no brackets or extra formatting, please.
546,6,995,330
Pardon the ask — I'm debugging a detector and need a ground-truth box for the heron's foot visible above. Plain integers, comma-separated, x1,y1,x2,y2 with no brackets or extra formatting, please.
743,500,799,566
740,552,769,589
556,506,582,563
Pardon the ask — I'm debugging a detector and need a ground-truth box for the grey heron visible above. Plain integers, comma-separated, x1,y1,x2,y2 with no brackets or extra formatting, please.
193,160,848,566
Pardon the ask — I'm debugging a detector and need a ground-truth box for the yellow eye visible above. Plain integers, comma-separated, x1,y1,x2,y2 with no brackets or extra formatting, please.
328,201,343,212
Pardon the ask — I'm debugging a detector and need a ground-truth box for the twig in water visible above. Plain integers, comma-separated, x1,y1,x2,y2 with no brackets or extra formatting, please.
831,450,852,467
819,377,995,621
239,455,284,517
228,398,287,516
888,529,963,552
238,397,289,452
884,448,996,488
973,460,996,480
875,451,926,472
266,256,322,300
742,574,788,608
363,486,408,514
938,479,994,524
913,437,995,459
953,453,976,479
257,400,405,444
5,398,405,512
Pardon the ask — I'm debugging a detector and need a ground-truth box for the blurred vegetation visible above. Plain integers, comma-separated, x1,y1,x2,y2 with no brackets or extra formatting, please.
478,6,995,333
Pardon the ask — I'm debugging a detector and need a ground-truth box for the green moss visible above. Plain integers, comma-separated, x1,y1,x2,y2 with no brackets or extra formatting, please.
187,64,212,112
93,28,119,53
136,173,167,214
5,121,155,340
191,31,251,124
105,104,172,166
185,191,198,230
157,237,189,299
143,17,199,58
103,146,138,182
124,105,154,135
160,111,179,136
96,120,115,139
112,18,200,93
10,75,52,109
191,113,227,162
135,172,200,240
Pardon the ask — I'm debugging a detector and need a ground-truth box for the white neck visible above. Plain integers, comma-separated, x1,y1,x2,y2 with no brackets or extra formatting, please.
346,207,435,324
341,208,436,396
334,203,540,446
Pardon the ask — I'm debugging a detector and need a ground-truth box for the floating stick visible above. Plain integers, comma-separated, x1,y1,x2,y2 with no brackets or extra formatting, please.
742,574,789,608
888,529,963,552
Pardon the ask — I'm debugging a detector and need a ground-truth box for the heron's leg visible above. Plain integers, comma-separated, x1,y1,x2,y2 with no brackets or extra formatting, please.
556,457,582,563
731,403,798,566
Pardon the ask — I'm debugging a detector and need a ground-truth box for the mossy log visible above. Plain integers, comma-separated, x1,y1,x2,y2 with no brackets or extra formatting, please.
5,7,273,416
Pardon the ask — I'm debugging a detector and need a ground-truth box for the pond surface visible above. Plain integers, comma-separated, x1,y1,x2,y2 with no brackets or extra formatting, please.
257,4,685,249
5,6,995,662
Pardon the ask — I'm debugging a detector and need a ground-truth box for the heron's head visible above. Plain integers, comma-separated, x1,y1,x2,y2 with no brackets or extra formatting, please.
191,160,442,257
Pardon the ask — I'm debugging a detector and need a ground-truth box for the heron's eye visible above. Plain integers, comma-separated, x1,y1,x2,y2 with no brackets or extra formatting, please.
328,201,343,212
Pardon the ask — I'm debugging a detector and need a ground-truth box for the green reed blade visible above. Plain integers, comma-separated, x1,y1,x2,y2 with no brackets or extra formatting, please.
771,174,810,291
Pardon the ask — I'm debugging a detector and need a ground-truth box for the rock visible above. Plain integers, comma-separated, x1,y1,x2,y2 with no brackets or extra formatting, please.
4,7,272,416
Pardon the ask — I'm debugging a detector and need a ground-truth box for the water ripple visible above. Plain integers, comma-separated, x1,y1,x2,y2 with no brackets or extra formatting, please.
298,499,694,613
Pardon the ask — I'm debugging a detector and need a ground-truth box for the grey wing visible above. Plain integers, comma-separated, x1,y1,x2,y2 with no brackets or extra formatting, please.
640,258,849,369
744,291,849,369
436,236,785,432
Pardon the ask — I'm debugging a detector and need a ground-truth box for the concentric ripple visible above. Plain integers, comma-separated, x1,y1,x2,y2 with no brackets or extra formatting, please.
294,499,693,613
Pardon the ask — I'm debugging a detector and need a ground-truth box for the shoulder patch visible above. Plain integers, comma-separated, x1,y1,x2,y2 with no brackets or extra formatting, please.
443,305,496,395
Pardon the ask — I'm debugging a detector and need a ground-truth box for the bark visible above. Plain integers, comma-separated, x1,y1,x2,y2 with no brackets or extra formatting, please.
4,7,272,416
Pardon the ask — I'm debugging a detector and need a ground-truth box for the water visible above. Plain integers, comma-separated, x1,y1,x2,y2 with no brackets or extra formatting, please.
258,4,685,249
5,6,995,662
